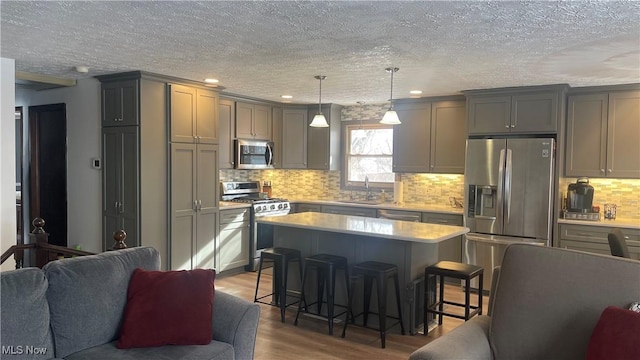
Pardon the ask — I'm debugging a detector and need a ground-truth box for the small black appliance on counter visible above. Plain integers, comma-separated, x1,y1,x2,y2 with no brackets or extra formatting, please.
564,177,599,221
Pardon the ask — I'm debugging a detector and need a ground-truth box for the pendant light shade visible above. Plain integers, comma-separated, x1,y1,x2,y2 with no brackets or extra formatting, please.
380,67,401,125
381,109,400,124
310,75,329,127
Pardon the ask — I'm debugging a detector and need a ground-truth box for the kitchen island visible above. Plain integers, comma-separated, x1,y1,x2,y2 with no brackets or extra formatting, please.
256,212,469,334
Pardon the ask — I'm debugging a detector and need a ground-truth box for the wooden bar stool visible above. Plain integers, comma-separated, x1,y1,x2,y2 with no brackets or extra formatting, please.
341,261,405,348
423,261,483,334
294,254,350,335
254,247,304,323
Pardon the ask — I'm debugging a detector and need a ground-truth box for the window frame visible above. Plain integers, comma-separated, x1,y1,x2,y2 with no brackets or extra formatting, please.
341,120,394,191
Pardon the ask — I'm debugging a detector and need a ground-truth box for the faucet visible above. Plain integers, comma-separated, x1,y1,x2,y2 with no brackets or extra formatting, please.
364,176,373,200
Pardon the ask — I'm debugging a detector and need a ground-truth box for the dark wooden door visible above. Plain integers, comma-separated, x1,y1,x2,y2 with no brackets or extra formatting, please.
29,103,67,247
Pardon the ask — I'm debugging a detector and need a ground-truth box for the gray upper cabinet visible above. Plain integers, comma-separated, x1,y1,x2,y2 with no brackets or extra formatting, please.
236,102,272,140
566,90,640,178
392,99,466,174
565,93,608,177
169,84,219,144
466,95,511,135
466,86,566,135
196,88,219,144
218,98,236,169
272,106,283,168
430,100,466,174
101,79,138,126
607,91,640,178
307,104,342,170
282,107,308,169
393,102,432,173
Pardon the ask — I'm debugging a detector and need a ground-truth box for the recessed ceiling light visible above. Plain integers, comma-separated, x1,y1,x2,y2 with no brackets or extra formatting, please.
281,95,293,99
204,78,219,84
410,90,422,95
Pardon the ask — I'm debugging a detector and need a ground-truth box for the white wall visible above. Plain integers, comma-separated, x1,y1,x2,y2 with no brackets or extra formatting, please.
15,78,103,253
1,58,16,271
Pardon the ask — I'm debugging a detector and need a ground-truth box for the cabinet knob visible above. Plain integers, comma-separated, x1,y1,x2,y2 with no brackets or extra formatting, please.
510,124,515,128
505,125,510,129
600,169,605,173
608,169,612,173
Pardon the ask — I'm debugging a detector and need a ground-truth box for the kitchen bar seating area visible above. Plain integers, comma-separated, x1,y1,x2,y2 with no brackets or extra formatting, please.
4,3,640,356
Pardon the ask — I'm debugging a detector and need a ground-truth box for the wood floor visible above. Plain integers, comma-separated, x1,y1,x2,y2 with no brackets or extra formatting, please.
216,270,489,360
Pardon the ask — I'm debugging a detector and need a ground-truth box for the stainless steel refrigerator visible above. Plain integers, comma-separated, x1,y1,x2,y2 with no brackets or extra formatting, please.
463,138,555,291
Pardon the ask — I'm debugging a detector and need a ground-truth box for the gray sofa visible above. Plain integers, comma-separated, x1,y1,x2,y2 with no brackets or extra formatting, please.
410,243,640,360
1,247,260,360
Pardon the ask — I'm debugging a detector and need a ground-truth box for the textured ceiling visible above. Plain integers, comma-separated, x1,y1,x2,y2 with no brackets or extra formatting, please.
1,1,639,105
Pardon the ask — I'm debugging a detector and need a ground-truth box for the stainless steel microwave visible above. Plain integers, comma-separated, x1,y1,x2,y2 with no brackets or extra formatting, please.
235,139,274,169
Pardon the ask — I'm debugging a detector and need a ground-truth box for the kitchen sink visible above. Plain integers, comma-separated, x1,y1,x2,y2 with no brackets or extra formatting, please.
335,200,382,205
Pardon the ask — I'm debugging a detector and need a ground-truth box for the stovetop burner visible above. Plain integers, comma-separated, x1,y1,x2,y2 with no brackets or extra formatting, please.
221,181,290,217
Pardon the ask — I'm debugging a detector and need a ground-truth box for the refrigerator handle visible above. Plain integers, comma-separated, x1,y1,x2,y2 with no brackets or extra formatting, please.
497,148,506,228
505,148,513,224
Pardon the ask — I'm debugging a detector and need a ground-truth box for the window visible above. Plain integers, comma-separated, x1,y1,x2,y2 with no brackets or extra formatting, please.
344,123,394,189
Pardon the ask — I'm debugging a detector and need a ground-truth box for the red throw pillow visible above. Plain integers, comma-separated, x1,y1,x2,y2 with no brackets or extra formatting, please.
586,306,640,360
117,268,215,349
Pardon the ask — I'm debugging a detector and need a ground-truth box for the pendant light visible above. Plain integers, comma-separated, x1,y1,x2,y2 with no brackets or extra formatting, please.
380,67,401,125
309,75,329,127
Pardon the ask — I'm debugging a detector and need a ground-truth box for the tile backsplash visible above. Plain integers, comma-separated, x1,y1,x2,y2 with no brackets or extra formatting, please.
220,169,464,207
560,177,640,220
220,171,640,220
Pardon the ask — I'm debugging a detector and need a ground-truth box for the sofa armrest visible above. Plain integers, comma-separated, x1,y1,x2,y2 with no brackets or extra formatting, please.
409,315,492,360
212,291,261,360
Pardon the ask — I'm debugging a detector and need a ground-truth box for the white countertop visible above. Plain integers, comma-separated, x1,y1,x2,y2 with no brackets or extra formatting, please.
256,212,469,243
288,199,464,215
219,201,252,210
558,218,640,230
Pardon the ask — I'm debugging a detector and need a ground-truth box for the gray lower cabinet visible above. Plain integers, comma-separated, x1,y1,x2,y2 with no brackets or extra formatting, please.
558,223,640,260
282,108,308,169
321,205,377,218
170,143,219,270
218,208,250,272
295,203,322,213
102,126,139,250
422,212,463,263
565,90,640,178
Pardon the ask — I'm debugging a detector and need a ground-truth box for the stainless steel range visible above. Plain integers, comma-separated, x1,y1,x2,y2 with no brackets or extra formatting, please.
220,181,291,271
